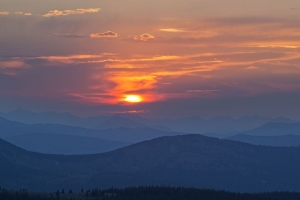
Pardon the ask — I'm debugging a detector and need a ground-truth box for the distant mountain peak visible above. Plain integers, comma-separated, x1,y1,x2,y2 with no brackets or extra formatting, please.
96,115,146,129
9,108,33,114
0,116,11,123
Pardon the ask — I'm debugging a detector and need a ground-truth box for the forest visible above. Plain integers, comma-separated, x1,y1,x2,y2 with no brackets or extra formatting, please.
1,186,300,200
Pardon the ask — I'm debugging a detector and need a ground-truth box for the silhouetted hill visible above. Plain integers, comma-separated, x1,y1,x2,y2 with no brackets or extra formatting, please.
96,115,146,129
96,115,172,131
240,122,300,136
0,117,180,143
5,133,130,155
1,135,300,192
0,109,108,129
125,115,298,134
0,117,181,155
1,109,298,134
227,134,300,147
0,117,100,138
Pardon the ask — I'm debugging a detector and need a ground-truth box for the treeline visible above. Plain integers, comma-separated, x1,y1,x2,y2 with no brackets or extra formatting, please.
1,186,300,200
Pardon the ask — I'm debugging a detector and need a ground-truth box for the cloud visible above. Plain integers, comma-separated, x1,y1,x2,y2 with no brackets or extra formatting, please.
0,60,31,76
0,60,28,69
53,33,86,38
15,12,32,16
245,66,259,70
90,31,118,38
159,28,187,32
0,11,9,15
134,33,155,41
33,54,117,65
43,8,101,17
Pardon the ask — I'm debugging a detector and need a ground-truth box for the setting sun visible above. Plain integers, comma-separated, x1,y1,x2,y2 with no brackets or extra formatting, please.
124,95,143,103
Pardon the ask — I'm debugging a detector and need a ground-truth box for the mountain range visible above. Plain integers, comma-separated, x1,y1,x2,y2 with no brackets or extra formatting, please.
0,116,181,154
5,133,130,155
2,114,300,154
1,109,299,134
1,134,300,192
227,134,300,147
235,122,300,136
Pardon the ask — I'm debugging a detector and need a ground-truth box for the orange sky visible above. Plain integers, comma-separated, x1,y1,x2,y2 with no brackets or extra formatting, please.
1,0,300,118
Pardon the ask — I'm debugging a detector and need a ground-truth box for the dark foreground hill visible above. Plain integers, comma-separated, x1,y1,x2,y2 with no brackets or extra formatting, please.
1,134,300,192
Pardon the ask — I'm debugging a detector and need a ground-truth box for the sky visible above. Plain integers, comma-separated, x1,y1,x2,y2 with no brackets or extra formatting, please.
1,0,300,118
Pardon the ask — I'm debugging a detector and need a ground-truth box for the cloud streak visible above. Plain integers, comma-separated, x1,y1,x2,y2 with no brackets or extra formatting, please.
53,33,86,38
43,8,101,17
159,28,187,32
0,59,31,76
0,11,9,15
90,31,118,38
134,33,155,41
15,12,32,16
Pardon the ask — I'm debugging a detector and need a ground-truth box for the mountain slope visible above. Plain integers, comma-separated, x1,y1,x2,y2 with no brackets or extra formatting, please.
0,109,109,128
0,117,180,143
96,115,146,129
226,134,300,147
2,109,298,134
1,134,300,192
0,116,180,154
239,122,300,136
5,133,130,155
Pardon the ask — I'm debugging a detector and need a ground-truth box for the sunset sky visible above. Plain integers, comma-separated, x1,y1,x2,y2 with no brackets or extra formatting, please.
1,0,300,118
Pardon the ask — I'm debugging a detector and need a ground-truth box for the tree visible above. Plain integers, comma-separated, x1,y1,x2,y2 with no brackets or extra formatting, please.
55,190,60,199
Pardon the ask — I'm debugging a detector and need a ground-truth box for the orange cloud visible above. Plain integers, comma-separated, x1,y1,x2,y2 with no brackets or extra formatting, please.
245,66,259,70
43,8,100,17
0,11,9,15
159,28,187,32
0,61,28,69
90,31,118,38
0,60,31,76
134,33,155,41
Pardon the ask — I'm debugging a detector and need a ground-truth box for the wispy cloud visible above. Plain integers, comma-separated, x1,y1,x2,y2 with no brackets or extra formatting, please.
159,28,187,32
15,12,32,16
0,60,31,76
53,33,86,38
134,33,155,41
43,8,101,17
90,31,118,38
32,54,117,65
0,11,9,15
245,66,259,70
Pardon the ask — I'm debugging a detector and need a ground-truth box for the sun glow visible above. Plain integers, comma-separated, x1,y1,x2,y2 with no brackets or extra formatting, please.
124,95,143,103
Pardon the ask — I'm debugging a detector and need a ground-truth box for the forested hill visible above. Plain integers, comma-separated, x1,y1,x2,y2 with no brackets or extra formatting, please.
2,134,300,192
1,186,300,200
